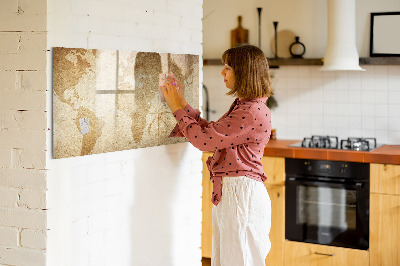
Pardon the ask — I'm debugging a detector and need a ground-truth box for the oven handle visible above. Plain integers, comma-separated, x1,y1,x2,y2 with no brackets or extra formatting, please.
286,177,364,189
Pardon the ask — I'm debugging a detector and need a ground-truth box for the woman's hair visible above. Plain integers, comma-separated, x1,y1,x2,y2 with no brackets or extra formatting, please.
221,44,273,99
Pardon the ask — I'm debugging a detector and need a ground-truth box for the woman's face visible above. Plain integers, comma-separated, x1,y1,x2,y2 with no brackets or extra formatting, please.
220,64,235,89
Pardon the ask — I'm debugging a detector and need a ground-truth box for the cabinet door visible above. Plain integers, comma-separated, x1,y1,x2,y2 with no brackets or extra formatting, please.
284,241,369,266
264,184,284,266
370,163,400,195
261,156,285,185
202,152,213,258
370,193,400,266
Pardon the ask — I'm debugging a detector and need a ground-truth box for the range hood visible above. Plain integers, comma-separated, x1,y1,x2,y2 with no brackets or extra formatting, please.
320,0,365,71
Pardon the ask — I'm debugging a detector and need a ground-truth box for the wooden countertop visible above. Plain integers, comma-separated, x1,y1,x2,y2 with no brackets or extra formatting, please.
263,139,400,165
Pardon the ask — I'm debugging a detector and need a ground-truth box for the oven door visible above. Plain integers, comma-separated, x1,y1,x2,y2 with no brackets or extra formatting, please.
285,177,369,250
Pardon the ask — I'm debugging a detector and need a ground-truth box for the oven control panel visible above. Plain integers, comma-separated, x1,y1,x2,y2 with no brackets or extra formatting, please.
286,158,369,180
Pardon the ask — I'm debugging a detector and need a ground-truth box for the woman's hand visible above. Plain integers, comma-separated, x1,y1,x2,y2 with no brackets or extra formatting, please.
161,76,185,113
175,77,187,108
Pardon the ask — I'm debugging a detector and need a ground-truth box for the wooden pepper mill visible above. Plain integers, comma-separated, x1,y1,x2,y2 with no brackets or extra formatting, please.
231,16,249,48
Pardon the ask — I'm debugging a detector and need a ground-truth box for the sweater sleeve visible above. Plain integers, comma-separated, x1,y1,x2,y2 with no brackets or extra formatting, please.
172,106,257,152
169,104,210,137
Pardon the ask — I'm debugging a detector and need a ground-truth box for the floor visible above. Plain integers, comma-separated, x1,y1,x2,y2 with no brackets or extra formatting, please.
202,257,211,266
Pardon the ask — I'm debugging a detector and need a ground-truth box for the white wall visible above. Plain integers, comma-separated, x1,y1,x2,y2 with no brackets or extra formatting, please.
46,0,203,266
203,0,400,145
0,0,48,265
203,0,400,58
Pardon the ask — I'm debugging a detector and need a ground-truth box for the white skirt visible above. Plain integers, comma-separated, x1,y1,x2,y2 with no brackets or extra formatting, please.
212,176,271,266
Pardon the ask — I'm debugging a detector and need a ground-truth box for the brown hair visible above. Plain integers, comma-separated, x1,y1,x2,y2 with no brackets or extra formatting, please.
221,44,273,99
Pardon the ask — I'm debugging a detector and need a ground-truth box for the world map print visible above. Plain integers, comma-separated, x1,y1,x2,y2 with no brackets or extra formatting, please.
52,47,199,159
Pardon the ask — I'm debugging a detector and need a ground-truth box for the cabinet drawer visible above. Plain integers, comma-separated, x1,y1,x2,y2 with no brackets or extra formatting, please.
284,241,369,266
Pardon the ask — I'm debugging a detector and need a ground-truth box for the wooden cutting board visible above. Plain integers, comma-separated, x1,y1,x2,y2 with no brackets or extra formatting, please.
231,16,249,48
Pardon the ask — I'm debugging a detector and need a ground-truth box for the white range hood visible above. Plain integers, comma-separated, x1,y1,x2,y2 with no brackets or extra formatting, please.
320,0,365,71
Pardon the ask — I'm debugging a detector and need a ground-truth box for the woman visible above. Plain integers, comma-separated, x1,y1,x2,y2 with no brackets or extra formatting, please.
161,44,273,266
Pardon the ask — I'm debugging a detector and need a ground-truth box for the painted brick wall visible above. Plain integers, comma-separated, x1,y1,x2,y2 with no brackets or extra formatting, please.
46,0,203,266
0,0,48,265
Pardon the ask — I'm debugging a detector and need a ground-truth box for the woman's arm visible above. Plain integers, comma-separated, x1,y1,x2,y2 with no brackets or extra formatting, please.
172,107,257,152
162,76,211,137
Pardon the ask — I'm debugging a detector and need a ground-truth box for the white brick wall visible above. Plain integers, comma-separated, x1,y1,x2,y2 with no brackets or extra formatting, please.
0,0,48,265
46,1,203,266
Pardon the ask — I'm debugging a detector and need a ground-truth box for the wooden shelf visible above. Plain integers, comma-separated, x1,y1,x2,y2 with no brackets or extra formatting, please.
268,58,322,67
359,57,400,65
203,57,400,67
203,58,323,67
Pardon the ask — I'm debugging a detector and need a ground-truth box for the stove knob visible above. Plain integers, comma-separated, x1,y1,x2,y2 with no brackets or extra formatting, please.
305,161,312,171
340,164,347,174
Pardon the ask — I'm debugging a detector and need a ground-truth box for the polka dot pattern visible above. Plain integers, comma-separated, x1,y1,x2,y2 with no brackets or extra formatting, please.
169,97,272,206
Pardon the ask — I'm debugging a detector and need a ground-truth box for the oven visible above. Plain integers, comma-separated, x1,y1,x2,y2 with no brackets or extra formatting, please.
285,158,370,250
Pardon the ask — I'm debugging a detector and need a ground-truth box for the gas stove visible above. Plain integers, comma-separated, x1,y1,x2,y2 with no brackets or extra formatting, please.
289,135,381,151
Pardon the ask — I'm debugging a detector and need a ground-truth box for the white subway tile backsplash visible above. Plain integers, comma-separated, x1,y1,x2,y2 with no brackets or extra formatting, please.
285,66,298,77
362,90,375,104
286,77,299,89
336,90,349,103
388,91,400,104
374,91,388,105
388,104,400,117
388,117,400,131
349,116,362,129
298,67,311,78
388,131,400,143
349,128,362,137
335,72,349,90
323,103,336,115
374,78,388,93
374,117,389,130
336,115,348,129
322,70,335,78
374,130,389,144
362,116,375,130
310,66,323,77
348,71,362,90
388,65,400,76
204,65,400,144
336,103,349,116
375,104,389,117
374,65,388,77
298,77,311,89
323,87,336,103
388,76,400,91
310,77,324,90
348,90,362,103
362,103,374,117
323,115,336,129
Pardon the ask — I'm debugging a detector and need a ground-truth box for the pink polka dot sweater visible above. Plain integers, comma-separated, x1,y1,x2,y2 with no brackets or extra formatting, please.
169,97,272,206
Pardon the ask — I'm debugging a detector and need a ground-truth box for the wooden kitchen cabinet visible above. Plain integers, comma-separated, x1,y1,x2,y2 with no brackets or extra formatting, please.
201,154,286,266
370,163,400,266
264,184,285,266
202,152,213,258
284,241,369,266
261,156,285,186
370,163,400,195
262,156,285,266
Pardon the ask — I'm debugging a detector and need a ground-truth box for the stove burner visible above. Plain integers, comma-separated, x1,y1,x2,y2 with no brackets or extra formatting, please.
294,136,379,151
340,137,377,151
301,135,339,149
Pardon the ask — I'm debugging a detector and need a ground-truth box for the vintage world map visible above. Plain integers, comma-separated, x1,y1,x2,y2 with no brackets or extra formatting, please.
52,47,199,159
